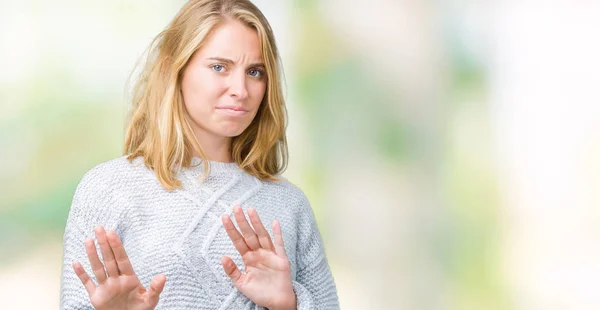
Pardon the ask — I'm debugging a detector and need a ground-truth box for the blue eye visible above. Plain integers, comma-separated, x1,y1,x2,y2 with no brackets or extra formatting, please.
212,64,225,72
248,69,263,78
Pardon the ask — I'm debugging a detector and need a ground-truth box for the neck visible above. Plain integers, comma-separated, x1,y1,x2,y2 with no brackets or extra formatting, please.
192,130,233,163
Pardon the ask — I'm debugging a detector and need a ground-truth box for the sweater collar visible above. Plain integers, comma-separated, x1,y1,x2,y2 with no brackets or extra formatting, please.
186,157,242,175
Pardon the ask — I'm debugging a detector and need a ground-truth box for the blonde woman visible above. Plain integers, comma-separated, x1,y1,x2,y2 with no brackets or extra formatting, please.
59,0,339,309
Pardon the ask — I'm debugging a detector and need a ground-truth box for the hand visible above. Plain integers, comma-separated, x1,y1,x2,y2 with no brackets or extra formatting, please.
72,226,166,310
221,206,297,310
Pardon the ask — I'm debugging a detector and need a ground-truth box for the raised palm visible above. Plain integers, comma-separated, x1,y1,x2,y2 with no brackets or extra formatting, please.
221,206,296,310
72,226,166,310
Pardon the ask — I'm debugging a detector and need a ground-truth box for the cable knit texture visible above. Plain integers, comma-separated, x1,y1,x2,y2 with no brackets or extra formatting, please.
60,156,339,309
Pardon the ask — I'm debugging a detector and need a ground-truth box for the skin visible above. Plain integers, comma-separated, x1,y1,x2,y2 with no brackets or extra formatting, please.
72,20,296,310
181,19,267,163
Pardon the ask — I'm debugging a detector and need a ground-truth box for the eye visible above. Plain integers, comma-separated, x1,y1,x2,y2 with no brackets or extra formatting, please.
248,69,264,78
211,64,226,72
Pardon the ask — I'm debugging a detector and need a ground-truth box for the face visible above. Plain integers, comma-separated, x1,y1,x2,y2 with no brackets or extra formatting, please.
181,20,267,145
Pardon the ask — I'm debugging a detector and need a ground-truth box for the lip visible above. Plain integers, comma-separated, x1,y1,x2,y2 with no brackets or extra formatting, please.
215,107,249,116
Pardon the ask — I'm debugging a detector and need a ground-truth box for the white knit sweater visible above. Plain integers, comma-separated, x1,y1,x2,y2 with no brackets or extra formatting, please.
60,156,339,309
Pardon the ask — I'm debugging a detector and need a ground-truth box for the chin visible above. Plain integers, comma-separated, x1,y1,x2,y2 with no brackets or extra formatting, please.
218,126,248,138
209,118,253,138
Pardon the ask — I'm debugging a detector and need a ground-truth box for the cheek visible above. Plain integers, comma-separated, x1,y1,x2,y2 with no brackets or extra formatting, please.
249,82,267,107
182,72,224,113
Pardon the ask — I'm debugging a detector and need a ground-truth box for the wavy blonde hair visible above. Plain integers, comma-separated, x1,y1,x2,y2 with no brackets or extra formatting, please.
124,0,288,191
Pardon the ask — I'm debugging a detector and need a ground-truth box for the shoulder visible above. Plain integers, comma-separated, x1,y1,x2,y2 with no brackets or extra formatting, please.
263,177,323,256
261,175,313,216
74,155,152,199
68,156,150,232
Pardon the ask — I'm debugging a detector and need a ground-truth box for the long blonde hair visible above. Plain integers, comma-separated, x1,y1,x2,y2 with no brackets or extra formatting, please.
124,0,288,191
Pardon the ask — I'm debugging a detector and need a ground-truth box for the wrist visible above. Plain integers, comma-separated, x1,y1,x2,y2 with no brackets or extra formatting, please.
269,290,297,310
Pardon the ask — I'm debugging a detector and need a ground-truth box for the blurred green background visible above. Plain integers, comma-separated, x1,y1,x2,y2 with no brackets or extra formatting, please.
2,1,600,309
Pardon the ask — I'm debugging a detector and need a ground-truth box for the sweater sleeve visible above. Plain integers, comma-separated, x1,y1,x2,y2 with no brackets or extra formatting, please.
59,166,123,310
291,194,340,310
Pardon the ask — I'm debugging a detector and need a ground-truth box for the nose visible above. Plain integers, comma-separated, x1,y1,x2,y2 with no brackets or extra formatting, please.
229,72,249,101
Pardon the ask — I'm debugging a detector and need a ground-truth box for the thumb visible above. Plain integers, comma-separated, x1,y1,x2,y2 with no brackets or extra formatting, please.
147,274,166,303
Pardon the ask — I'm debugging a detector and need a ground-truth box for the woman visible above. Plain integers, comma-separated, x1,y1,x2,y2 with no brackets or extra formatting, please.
59,0,339,309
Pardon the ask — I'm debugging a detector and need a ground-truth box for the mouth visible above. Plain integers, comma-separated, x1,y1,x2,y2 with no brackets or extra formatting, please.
215,107,249,116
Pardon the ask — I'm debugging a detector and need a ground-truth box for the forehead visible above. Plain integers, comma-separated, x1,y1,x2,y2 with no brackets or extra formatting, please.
197,20,263,61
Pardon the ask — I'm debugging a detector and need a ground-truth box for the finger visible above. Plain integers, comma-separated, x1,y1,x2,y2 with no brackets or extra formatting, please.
221,256,244,287
233,205,261,250
95,226,119,278
147,274,166,305
272,220,287,258
72,261,96,295
248,208,274,251
222,215,250,256
85,237,107,284
106,230,134,276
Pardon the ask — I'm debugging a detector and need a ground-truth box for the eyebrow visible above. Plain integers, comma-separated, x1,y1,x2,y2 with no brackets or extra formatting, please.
206,57,265,68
